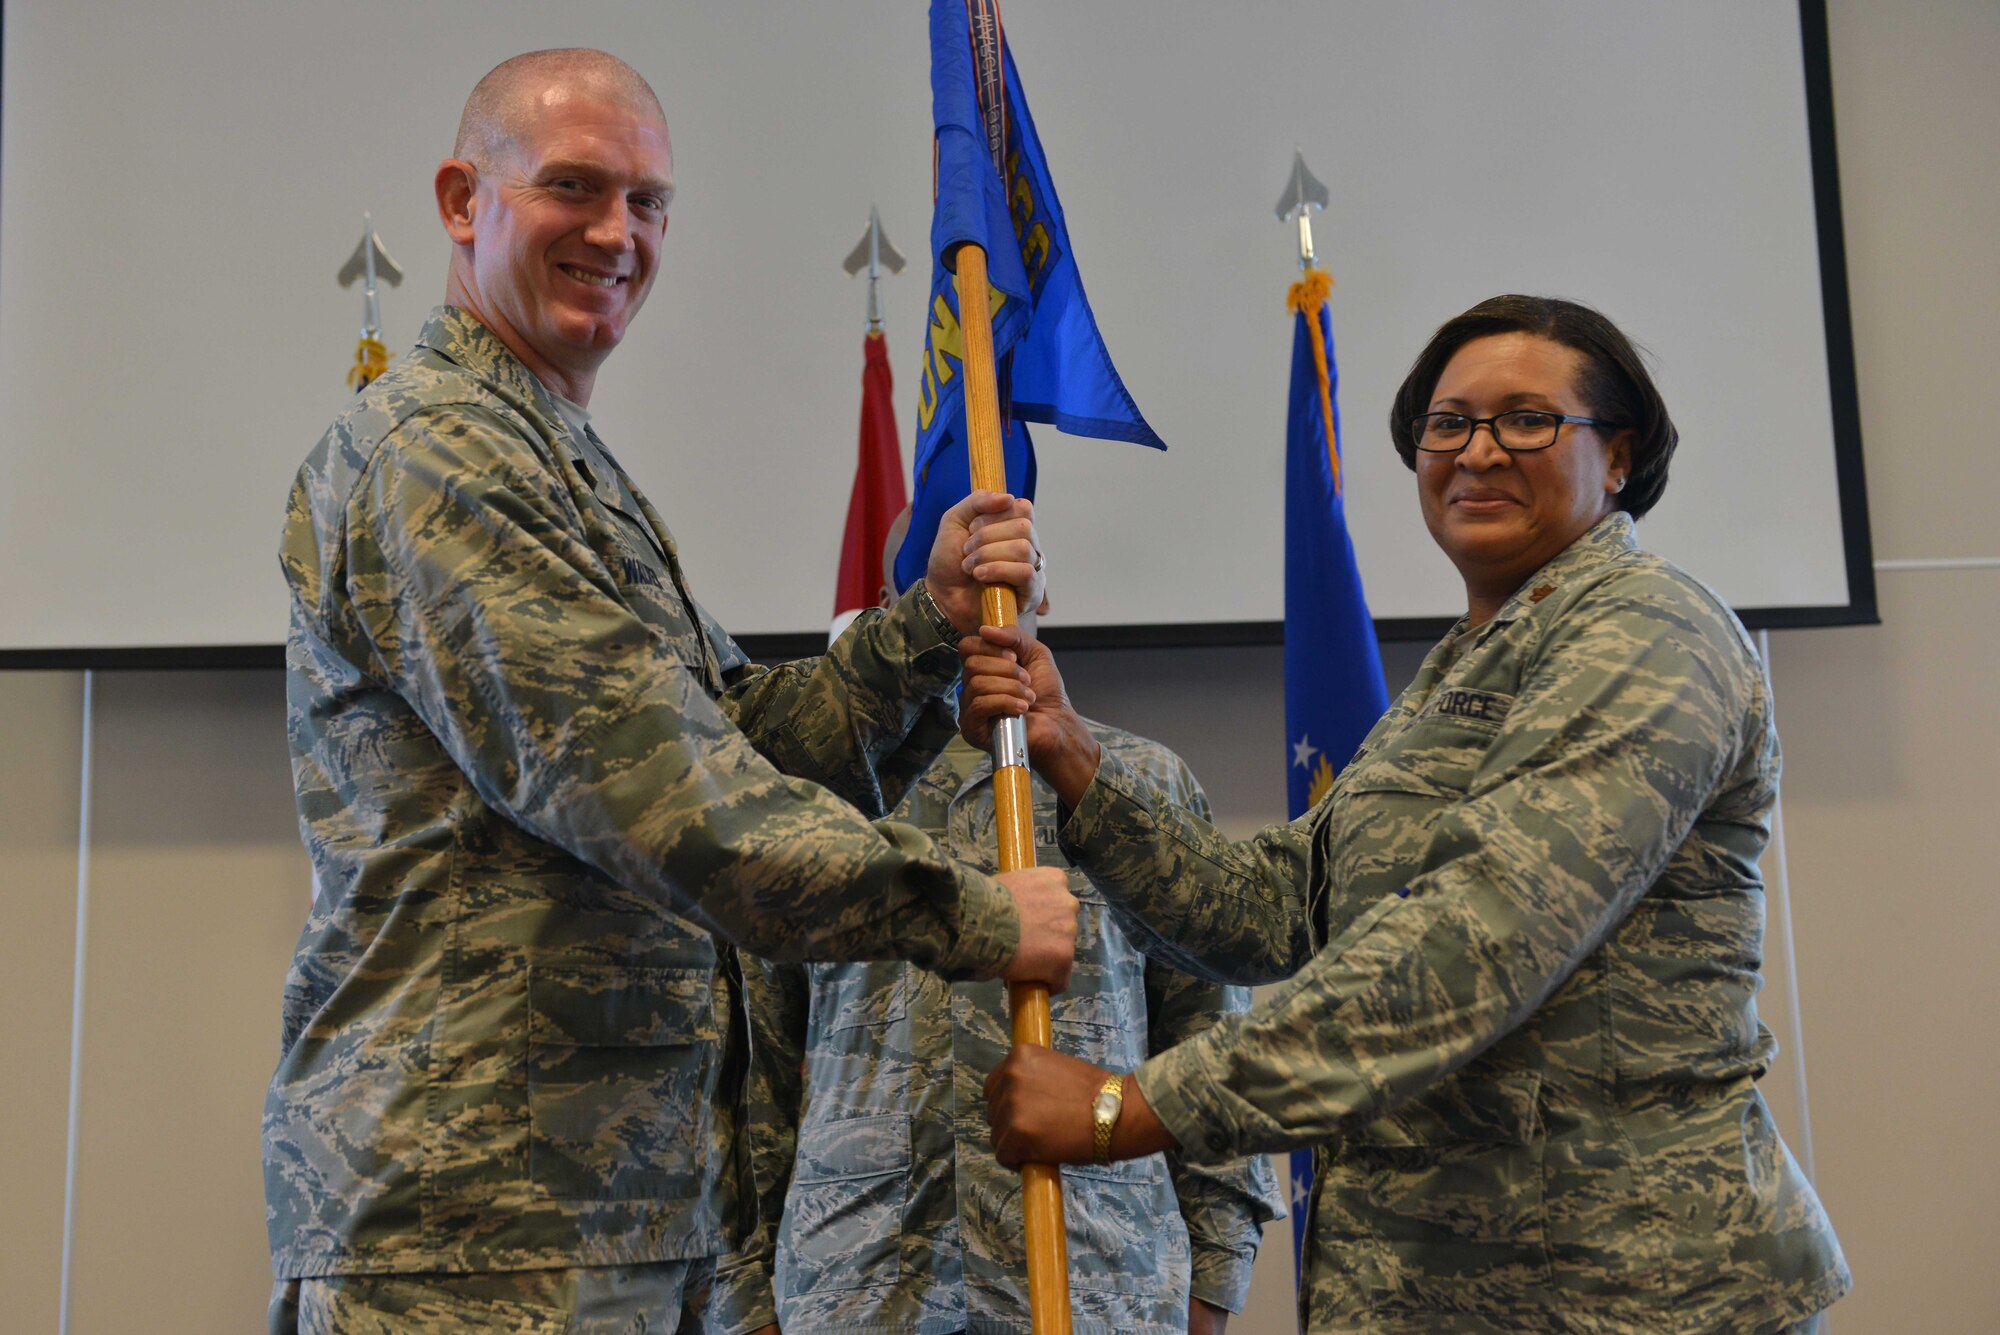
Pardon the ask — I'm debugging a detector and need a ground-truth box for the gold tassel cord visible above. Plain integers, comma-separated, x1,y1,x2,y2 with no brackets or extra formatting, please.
1286,266,1341,493
349,336,390,392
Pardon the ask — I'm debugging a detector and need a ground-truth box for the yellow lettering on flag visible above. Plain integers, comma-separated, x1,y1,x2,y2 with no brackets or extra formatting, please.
1003,149,1053,284
1021,224,1052,281
919,291,962,429
1010,174,1034,240
917,283,1008,431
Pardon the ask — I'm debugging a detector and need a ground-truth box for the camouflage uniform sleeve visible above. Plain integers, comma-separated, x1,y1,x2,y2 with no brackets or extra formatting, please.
1058,751,1316,986
1133,571,1757,1162
1140,764,1287,1314
343,406,1018,978
710,584,962,820
709,956,808,1335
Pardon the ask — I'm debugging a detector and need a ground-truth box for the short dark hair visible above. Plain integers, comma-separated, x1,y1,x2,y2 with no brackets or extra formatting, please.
1387,295,1678,520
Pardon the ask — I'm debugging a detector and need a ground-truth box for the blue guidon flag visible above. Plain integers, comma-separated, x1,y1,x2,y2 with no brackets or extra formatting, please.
893,0,1165,590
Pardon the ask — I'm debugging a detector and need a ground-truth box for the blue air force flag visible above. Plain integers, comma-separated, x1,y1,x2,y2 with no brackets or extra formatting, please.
1283,268,1386,818
1282,266,1390,1292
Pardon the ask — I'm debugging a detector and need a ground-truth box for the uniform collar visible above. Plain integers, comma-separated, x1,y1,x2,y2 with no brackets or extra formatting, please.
939,736,996,803
1407,511,1639,695
415,304,626,499
936,732,1077,805
414,305,568,425
1485,510,1638,627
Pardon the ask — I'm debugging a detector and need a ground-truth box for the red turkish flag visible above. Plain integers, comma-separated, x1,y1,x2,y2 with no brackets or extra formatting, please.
831,331,909,639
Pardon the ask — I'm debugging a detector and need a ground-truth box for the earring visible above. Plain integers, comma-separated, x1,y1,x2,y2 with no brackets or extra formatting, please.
1612,476,1627,492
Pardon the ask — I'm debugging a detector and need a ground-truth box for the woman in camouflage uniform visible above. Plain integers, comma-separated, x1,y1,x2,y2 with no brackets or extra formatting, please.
965,296,1848,1334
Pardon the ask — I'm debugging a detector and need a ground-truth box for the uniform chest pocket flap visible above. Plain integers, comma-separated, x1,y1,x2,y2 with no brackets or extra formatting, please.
526,963,720,1203
1340,713,1505,800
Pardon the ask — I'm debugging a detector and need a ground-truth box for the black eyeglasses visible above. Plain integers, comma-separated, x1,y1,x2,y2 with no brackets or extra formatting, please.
1408,410,1622,454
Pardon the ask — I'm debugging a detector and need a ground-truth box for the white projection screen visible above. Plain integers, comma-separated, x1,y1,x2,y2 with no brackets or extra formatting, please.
0,0,1872,666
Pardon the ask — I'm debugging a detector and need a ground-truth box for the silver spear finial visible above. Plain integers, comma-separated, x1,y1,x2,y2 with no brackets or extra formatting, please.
842,206,907,332
1274,148,1330,269
338,212,404,341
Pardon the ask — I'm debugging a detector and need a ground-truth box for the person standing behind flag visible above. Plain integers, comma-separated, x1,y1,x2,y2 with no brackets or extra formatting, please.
964,296,1848,1333
712,523,1283,1335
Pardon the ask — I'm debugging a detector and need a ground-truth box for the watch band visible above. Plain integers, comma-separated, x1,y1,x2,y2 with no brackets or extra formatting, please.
1092,1074,1125,1164
911,578,960,646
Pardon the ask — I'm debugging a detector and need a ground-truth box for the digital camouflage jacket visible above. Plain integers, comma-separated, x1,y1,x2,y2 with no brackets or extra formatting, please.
1060,515,1849,1334
713,732,1284,1335
266,307,1020,1278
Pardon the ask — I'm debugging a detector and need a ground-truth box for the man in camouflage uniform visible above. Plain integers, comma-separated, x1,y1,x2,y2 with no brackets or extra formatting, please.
266,49,1077,1333
710,563,1284,1335
973,513,1849,1333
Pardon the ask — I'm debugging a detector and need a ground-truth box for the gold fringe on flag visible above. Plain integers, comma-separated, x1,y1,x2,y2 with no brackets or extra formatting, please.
1286,266,1341,493
348,336,390,392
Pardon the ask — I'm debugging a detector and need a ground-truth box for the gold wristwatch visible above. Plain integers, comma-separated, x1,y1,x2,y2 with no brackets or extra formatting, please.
1091,1074,1126,1164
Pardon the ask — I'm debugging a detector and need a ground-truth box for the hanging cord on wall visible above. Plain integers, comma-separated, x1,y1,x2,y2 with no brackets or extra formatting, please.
59,670,95,1335
1756,632,1817,1182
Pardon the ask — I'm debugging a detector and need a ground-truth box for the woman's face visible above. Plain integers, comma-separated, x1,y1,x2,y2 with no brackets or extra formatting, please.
1416,332,1631,613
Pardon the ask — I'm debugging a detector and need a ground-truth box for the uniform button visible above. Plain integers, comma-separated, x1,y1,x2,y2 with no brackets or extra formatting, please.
1207,1133,1228,1153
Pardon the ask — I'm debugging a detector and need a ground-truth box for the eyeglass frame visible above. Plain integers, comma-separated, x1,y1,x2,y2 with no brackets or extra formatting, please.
1406,409,1624,455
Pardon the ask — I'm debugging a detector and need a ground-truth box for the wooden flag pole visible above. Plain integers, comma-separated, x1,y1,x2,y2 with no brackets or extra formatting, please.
955,241,1072,1335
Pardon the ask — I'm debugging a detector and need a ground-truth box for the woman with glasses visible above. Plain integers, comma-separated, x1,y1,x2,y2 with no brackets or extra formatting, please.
961,295,1848,1333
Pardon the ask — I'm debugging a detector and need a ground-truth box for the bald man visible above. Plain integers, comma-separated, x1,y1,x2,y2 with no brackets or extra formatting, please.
265,50,1075,1333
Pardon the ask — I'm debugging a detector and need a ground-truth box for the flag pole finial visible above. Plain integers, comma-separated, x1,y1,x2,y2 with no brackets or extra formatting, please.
842,206,907,333
338,213,404,390
1275,147,1330,270
338,213,404,341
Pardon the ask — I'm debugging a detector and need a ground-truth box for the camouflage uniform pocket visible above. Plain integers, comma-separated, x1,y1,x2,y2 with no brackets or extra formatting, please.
780,1112,911,1295
1051,1012,1144,1072
525,963,720,1203
1326,716,1497,927
810,961,910,1034
1331,1071,1556,1300
1057,1155,1178,1296
1340,715,1498,800
295,1272,569,1335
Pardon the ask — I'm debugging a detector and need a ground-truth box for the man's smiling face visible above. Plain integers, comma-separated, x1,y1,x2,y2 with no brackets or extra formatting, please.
451,83,673,399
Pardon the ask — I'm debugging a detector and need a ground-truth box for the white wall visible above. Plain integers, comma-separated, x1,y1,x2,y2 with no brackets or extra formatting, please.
3,1,1996,1329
